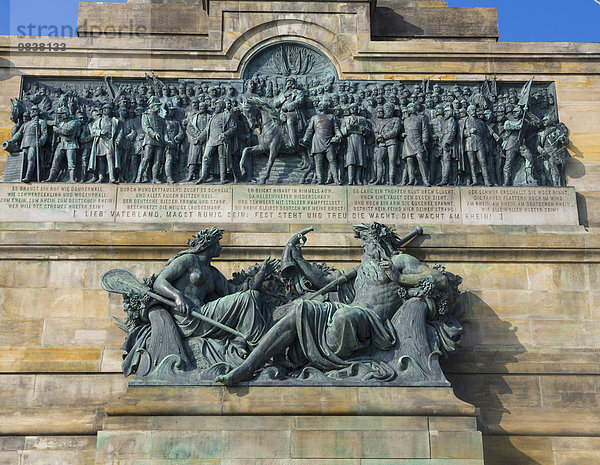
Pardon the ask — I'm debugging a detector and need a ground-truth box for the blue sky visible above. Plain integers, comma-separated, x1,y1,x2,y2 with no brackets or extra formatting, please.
0,0,598,42
447,0,599,42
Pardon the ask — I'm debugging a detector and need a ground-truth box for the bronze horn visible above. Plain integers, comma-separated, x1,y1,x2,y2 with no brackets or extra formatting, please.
280,226,314,279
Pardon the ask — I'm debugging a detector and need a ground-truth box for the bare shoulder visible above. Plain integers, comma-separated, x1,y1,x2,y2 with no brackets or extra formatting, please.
391,252,423,271
161,253,195,274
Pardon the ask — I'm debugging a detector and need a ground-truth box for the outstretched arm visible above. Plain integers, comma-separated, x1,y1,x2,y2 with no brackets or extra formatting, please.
391,253,448,290
223,258,279,295
289,244,336,290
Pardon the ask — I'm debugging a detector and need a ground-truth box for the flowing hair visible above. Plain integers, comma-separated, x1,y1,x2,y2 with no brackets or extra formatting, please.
164,227,224,266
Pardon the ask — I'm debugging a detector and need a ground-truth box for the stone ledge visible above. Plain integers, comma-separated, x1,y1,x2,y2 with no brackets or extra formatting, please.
103,415,477,431
97,388,482,462
105,386,477,417
0,407,105,435
95,426,483,461
0,229,596,263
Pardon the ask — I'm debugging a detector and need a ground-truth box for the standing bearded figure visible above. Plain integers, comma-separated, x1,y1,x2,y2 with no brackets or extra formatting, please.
46,106,82,183
464,105,492,186
89,103,121,184
438,106,458,186
341,103,370,185
196,99,237,184
185,101,209,182
136,97,166,184
2,105,47,183
402,103,430,186
375,103,402,186
301,99,342,185
273,77,307,149
216,222,449,385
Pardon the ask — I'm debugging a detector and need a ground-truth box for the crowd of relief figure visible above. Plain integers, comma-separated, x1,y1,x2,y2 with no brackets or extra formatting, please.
4,74,570,187
101,223,463,386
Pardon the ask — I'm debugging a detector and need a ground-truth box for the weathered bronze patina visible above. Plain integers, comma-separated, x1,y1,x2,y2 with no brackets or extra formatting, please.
102,223,463,386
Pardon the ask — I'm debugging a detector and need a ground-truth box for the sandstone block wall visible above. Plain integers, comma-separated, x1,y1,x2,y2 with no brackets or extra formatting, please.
0,225,598,464
0,3,599,464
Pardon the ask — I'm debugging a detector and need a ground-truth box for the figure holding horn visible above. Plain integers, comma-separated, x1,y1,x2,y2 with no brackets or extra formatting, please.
216,223,452,385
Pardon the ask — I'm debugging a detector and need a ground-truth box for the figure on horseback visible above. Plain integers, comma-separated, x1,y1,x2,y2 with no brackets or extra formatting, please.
239,97,297,184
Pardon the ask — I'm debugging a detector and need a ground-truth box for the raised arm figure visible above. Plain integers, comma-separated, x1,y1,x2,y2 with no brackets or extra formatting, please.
216,223,451,385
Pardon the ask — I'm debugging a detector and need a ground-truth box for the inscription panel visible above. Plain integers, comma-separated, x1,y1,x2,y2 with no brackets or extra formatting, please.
460,187,578,225
114,185,232,223
232,185,347,223
0,185,579,226
0,183,116,222
3,153,24,183
348,186,462,225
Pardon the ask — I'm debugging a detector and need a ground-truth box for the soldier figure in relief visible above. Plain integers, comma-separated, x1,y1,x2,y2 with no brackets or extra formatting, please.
464,105,492,186
3,105,47,183
484,108,503,187
185,101,209,182
428,104,445,184
341,103,370,185
196,99,237,184
116,106,132,183
376,103,402,186
76,111,93,183
402,102,431,186
126,106,145,183
438,106,458,186
537,114,570,187
46,106,82,183
136,97,166,184
502,105,540,186
371,106,387,185
89,103,121,184
164,104,185,184
301,99,342,185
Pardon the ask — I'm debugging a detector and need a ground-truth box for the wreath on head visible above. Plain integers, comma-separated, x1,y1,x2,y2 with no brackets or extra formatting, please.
353,222,403,249
162,227,225,268
187,227,224,251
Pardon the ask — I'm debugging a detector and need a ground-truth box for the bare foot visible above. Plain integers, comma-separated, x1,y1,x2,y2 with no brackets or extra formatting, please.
215,366,249,385
215,373,232,385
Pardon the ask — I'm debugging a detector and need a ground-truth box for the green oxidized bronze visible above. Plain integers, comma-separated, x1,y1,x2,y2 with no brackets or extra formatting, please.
102,223,463,386
3,43,569,187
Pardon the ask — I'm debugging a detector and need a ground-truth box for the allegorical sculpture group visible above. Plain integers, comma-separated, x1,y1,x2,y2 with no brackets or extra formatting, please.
102,223,463,386
4,71,570,188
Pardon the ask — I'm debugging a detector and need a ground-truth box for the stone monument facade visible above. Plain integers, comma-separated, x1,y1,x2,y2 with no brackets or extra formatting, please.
0,1,599,464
